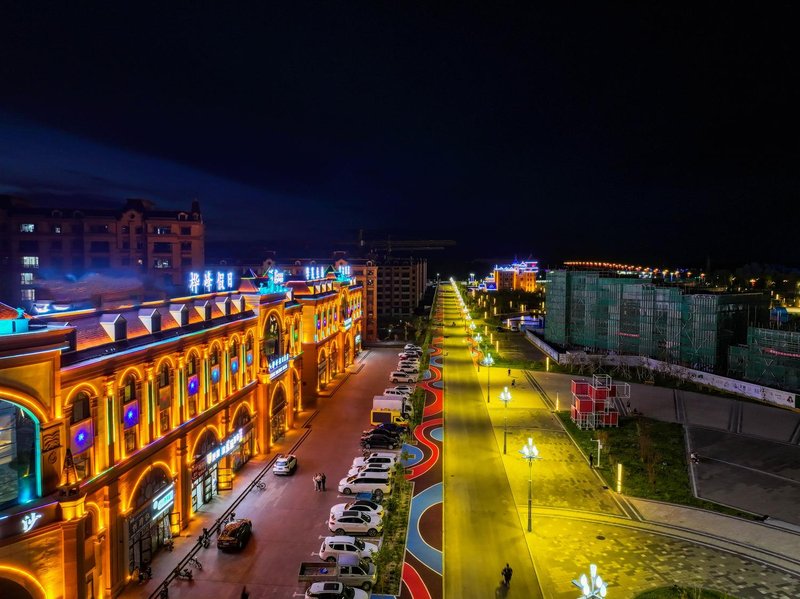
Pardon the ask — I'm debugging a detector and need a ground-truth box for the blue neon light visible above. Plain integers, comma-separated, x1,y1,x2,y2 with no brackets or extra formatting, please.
123,401,139,429
187,374,199,395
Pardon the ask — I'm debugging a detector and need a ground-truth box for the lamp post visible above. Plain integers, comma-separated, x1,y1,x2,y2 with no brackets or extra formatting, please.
572,563,608,598
481,352,494,403
499,386,512,454
519,437,540,532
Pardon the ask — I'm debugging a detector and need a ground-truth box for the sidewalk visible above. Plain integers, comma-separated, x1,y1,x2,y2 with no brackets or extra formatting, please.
120,408,317,598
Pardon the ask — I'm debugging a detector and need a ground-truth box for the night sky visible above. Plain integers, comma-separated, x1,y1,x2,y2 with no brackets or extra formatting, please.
1,4,796,273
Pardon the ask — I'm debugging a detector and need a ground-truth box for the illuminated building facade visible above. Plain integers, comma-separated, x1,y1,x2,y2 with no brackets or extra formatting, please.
0,197,205,306
0,265,362,599
493,261,538,292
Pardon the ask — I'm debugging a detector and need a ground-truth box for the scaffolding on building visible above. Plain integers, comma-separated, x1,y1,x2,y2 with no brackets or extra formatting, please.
729,327,800,393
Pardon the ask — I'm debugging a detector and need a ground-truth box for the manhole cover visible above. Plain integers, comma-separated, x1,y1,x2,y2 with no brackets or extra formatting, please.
596,535,606,540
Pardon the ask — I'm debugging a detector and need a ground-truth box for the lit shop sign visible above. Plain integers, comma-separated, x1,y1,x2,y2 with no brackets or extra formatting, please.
0,503,60,541
342,317,352,331
269,354,290,377
355,334,361,345
205,429,243,467
188,270,235,294
151,484,175,520
305,266,326,280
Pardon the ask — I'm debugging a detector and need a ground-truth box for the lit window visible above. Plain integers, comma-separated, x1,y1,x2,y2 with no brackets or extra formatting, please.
20,272,34,285
153,258,171,269
155,226,172,235
53,224,62,234
21,256,39,268
20,223,35,233
21,289,35,300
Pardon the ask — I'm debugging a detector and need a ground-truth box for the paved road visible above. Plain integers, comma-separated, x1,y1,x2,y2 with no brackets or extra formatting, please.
441,285,542,599
125,347,406,599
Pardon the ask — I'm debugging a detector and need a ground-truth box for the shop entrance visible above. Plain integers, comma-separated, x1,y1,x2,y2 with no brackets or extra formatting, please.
127,470,174,573
270,387,287,444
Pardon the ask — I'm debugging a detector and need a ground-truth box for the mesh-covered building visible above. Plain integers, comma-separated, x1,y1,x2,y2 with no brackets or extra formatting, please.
544,270,767,372
729,328,800,393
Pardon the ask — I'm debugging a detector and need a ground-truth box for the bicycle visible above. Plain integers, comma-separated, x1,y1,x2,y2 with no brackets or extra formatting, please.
255,480,267,491
187,557,202,570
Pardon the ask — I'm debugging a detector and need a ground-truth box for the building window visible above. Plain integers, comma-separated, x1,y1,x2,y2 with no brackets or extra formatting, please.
89,224,109,234
20,223,35,233
18,240,38,252
121,225,130,234
154,226,172,235
181,226,191,236
153,242,172,253
21,289,35,301
51,240,62,251
121,257,130,266
20,272,34,285
70,392,93,481
89,241,110,252
91,256,111,268
135,226,143,234
180,241,192,251
52,224,62,234
153,258,171,269
72,239,83,251
181,257,192,267
122,240,130,250
21,256,39,268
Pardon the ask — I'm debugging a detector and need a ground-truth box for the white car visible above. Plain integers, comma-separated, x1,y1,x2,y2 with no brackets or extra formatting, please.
351,452,399,469
398,351,421,359
331,501,385,519
305,582,368,599
338,473,392,498
384,387,411,398
389,371,416,383
328,510,383,536
347,463,392,477
319,536,378,563
397,365,420,375
393,384,415,394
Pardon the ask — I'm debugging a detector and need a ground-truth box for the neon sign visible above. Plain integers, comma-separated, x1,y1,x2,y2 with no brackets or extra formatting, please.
188,270,236,294
305,266,325,280
343,317,352,331
205,429,243,467
21,512,42,533
269,354,290,377
151,485,175,520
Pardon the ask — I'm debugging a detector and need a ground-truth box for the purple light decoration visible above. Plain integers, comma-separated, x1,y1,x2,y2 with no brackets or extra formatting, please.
123,401,139,429
70,420,94,454
187,374,199,395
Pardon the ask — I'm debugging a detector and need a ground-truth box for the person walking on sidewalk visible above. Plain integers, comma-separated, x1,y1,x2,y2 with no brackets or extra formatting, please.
508,368,511,377
320,472,327,491
589,453,594,468
502,563,513,587
313,473,321,491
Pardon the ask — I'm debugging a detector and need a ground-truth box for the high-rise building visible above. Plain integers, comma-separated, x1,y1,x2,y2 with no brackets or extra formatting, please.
0,196,205,306
375,256,427,320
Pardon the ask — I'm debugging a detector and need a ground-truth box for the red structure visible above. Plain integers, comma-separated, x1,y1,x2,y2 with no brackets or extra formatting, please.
570,374,630,430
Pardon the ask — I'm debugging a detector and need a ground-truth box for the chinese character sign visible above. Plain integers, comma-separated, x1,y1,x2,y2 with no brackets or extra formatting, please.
189,272,200,294
216,272,225,291
203,271,214,293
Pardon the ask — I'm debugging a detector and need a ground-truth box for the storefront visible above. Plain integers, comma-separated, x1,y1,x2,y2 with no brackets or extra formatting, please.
191,428,244,513
270,388,287,444
231,409,255,471
127,471,175,572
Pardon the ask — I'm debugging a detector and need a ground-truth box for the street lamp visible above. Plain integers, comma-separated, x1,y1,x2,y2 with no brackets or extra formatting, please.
572,564,607,598
499,386,512,454
519,437,541,532
481,352,494,403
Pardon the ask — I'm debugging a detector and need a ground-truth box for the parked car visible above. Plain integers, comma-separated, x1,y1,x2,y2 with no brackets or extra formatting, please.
398,351,421,359
351,453,398,469
319,536,378,563
347,463,391,477
217,518,253,551
383,387,411,398
389,371,416,383
374,422,407,436
272,453,298,475
338,473,392,498
404,344,422,352
328,510,383,537
360,428,401,441
392,384,415,394
398,360,420,369
305,581,368,599
397,365,419,375
360,433,399,450
331,501,385,519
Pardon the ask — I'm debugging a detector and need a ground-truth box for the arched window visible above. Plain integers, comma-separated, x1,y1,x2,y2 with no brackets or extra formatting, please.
71,390,93,480
186,353,200,416
244,334,254,382
230,339,240,391
262,314,282,365
210,346,221,404
158,363,172,434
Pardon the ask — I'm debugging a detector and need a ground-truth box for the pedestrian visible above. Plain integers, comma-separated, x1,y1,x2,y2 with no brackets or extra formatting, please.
502,563,513,587
626,399,631,411
511,379,515,387
508,368,511,377
589,453,594,468
313,473,321,491
241,586,249,599
230,512,235,523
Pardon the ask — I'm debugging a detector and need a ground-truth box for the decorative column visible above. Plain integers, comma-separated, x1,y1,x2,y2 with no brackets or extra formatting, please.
256,372,270,455
144,363,155,443
201,344,210,412
176,435,191,529
104,377,119,466
60,494,86,599
222,335,230,400
177,353,186,424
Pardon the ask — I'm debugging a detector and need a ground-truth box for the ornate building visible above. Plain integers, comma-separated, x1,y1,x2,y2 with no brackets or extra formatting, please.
0,264,363,599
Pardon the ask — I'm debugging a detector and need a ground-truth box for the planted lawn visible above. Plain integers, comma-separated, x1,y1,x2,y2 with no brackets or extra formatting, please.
557,413,756,519
635,586,735,598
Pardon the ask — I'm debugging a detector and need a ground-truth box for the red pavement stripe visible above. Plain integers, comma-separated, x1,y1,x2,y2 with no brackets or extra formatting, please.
408,418,442,479
402,561,433,599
